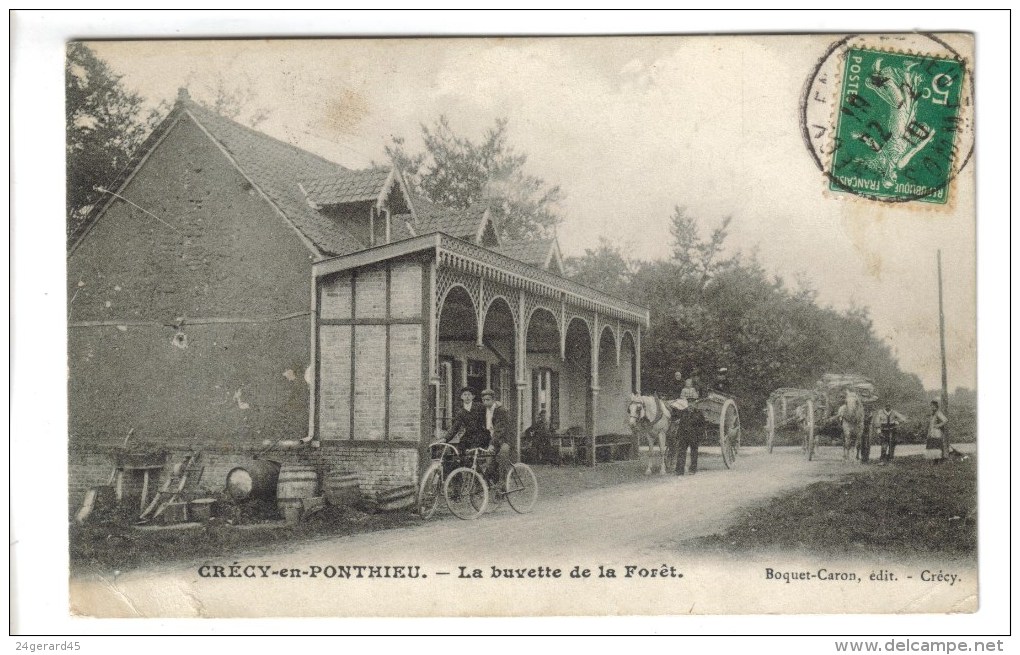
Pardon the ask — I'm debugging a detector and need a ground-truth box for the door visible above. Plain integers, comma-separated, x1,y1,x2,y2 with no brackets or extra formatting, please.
437,358,454,434
531,368,560,430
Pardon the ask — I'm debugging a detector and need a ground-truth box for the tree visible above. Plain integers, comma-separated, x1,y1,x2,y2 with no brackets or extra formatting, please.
669,205,733,286
562,202,926,431
563,238,635,298
66,42,156,240
386,116,563,241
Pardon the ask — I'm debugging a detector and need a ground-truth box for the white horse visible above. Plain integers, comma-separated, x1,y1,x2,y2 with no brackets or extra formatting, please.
840,390,866,461
627,394,672,475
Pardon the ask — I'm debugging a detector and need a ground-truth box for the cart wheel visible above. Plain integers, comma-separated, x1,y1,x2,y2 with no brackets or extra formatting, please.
719,399,740,469
416,462,443,520
505,463,538,514
444,467,488,520
805,398,817,461
766,402,776,454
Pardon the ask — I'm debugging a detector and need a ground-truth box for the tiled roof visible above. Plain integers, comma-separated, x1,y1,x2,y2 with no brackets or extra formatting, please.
301,169,391,206
390,214,416,241
183,99,365,257
73,92,562,268
495,239,555,269
411,194,489,241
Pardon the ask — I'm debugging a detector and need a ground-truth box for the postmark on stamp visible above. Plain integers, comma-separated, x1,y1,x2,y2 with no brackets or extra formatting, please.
801,34,974,206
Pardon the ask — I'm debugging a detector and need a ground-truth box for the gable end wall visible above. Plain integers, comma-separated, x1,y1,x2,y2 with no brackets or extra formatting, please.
67,115,314,457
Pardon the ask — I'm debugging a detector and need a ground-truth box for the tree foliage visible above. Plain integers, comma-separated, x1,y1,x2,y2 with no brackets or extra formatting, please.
566,207,926,429
670,205,734,287
386,116,563,241
563,237,635,298
66,42,157,238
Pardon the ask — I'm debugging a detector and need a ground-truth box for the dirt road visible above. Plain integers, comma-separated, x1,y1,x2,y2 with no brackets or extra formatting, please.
73,446,909,618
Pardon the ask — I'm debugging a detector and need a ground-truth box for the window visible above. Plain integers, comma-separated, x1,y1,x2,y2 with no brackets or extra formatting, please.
466,359,486,396
491,364,514,408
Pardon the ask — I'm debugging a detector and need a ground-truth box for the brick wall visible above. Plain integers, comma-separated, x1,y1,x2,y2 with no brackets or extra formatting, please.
352,325,386,439
316,259,424,444
318,443,420,496
319,272,352,319
388,324,421,440
355,266,387,319
318,324,352,439
389,261,422,318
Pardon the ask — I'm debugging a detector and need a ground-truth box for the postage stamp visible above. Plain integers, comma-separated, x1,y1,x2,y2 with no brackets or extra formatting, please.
829,48,965,204
801,33,974,207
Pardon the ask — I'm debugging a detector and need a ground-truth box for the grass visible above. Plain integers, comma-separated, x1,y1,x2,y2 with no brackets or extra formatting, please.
695,454,976,556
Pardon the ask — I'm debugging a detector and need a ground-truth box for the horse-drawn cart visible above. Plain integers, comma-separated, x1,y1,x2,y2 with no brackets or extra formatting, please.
692,391,742,469
765,387,821,455
628,389,742,472
766,374,878,460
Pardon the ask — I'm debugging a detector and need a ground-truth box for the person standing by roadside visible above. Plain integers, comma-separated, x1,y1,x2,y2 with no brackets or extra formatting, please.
925,400,949,463
673,399,706,476
873,403,906,464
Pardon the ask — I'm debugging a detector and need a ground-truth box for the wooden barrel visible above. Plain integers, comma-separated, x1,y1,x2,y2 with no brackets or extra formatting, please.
374,484,416,512
276,464,319,500
225,459,281,501
323,471,361,507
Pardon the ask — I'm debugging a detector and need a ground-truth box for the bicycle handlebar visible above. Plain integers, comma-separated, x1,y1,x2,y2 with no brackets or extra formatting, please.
428,441,497,461
427,441,461,458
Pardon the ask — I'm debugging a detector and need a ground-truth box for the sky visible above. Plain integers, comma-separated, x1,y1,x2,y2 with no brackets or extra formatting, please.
88,35,977,390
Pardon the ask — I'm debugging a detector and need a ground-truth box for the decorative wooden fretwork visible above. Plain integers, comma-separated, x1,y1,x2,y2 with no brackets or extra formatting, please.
479,277,520,335
435,265,481,326
437,236,647,325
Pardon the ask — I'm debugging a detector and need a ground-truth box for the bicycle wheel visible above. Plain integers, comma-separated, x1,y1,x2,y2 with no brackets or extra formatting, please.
416,462,443,520
505,463,538,514
444,467,488,520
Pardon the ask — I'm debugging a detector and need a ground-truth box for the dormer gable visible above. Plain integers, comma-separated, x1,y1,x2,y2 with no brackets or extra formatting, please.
299,165,418,248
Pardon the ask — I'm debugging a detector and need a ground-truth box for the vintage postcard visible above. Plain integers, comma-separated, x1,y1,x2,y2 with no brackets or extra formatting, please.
52,32,983,622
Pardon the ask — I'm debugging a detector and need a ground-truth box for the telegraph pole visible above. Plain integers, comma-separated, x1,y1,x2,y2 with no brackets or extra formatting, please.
937,250,950,455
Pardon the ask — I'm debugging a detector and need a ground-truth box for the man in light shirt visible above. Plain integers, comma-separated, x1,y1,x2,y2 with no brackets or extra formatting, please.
873,403,907,464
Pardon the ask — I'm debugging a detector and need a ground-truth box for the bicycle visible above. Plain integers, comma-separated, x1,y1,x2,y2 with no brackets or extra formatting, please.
417,441,539,520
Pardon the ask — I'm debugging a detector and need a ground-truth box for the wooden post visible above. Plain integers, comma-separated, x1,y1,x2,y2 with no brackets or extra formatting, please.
937,250,950,456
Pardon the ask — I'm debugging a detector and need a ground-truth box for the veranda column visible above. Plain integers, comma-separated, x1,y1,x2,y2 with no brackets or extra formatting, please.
635,325,642,395
476,276,485,347
517,289,527,455
590,312,600,467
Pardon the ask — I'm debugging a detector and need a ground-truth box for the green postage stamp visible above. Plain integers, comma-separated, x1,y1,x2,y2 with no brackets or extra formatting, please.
829,48,966,204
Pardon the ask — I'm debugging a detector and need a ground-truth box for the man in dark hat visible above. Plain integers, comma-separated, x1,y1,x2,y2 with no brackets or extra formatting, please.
445,386,489,452
481,388,514,486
